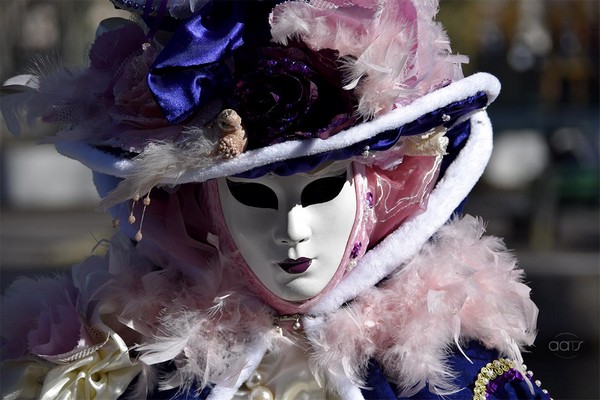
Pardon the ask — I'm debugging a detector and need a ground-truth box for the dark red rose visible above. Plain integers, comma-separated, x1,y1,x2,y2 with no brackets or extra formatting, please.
229,42,357,149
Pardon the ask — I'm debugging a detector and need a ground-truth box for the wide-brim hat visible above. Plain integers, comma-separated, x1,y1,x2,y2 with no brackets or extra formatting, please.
3,0,500,240
60,71,498,185
1,0,502,316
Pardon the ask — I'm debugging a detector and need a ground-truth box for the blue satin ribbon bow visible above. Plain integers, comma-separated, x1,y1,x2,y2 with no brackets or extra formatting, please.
147,2,246,124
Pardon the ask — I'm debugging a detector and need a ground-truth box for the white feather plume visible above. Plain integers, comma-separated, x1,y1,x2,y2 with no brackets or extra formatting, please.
100,125,221,208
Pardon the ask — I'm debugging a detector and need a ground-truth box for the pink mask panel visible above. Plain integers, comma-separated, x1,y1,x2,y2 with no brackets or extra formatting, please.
367,155,442,247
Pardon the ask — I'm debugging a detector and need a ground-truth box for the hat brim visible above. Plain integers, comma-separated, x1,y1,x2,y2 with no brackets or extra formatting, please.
56,73,500,186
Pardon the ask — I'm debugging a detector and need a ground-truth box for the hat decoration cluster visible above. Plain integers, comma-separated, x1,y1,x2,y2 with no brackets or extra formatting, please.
2,0,466,206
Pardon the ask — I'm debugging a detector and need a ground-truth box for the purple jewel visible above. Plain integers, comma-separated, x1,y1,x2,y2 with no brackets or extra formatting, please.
366,192,374,209
487,368,523,394
350,242,362,259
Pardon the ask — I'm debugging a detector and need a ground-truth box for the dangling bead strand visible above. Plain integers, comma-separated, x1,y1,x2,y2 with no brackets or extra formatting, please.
273,314,303,334
134,190,152,242
127,191,151,242
128,193,140,224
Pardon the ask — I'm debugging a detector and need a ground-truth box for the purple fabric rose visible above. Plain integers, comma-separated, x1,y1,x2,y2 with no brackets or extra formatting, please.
110,45,168,129
92,24,171,132
39,21,184,152
1,276,83,359
229,42,357,149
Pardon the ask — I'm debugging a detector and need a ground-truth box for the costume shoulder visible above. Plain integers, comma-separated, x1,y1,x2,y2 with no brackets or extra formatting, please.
121,342,553,400
361,342,552,400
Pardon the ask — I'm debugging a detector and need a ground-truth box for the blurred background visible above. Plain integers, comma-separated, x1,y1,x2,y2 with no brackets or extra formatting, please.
0,0,598,398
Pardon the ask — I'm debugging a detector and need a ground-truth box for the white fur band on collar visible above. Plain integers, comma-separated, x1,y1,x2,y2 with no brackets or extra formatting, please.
310,109,495,315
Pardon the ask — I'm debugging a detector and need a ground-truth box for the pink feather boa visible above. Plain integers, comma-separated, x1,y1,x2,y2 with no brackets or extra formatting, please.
62,215,537,396
306,215,538,395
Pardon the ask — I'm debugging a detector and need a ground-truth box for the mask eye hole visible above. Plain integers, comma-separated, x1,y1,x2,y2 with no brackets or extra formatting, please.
301,170,348,207
226,179,278,209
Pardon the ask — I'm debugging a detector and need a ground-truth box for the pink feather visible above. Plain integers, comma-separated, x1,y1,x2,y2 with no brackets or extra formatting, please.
270,0,467,119
308,215,537,395
26,215,537,396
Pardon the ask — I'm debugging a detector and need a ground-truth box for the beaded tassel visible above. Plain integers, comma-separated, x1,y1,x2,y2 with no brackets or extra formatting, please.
128,191,151,242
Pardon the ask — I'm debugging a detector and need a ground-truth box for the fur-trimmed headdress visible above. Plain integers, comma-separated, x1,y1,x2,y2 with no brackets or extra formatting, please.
3,0,498,226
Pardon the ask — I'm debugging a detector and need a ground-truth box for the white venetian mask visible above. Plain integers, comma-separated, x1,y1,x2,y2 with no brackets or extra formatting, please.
217,165,357,301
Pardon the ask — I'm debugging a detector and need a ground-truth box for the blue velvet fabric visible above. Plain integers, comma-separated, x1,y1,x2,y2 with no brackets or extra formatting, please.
361,342,552,400
236,91,487,179
123,342,551,399
147,1,278,124
148,385,211,400
147,1,244,123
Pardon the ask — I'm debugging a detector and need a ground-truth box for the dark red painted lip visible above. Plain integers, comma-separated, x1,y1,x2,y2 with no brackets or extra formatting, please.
277,257,312,274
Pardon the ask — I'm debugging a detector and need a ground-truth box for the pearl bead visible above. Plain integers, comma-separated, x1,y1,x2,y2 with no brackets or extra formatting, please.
128,215,136,224
246,371,263,389
249,386,273,400
143,196,151,206
348,260,357,271
292,321,301,330
133,193,140,202
134,231,143,242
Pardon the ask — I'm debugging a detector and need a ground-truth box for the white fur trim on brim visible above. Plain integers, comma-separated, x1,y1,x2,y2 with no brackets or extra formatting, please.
55,73,500,184
309,109,494,315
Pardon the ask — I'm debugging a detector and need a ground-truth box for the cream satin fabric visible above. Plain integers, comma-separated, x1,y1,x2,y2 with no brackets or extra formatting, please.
38,333,141,400
234,333,341,400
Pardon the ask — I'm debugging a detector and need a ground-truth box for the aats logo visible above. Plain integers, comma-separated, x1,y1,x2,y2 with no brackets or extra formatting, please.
548,332,583,359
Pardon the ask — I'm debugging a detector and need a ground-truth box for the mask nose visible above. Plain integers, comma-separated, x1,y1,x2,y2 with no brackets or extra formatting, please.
274,205,311,245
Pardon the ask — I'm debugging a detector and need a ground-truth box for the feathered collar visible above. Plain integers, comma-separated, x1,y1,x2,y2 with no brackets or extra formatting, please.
107,215,537,398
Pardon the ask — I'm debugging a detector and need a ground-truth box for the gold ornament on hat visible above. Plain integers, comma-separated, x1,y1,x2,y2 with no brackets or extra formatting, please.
216,109,247,159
